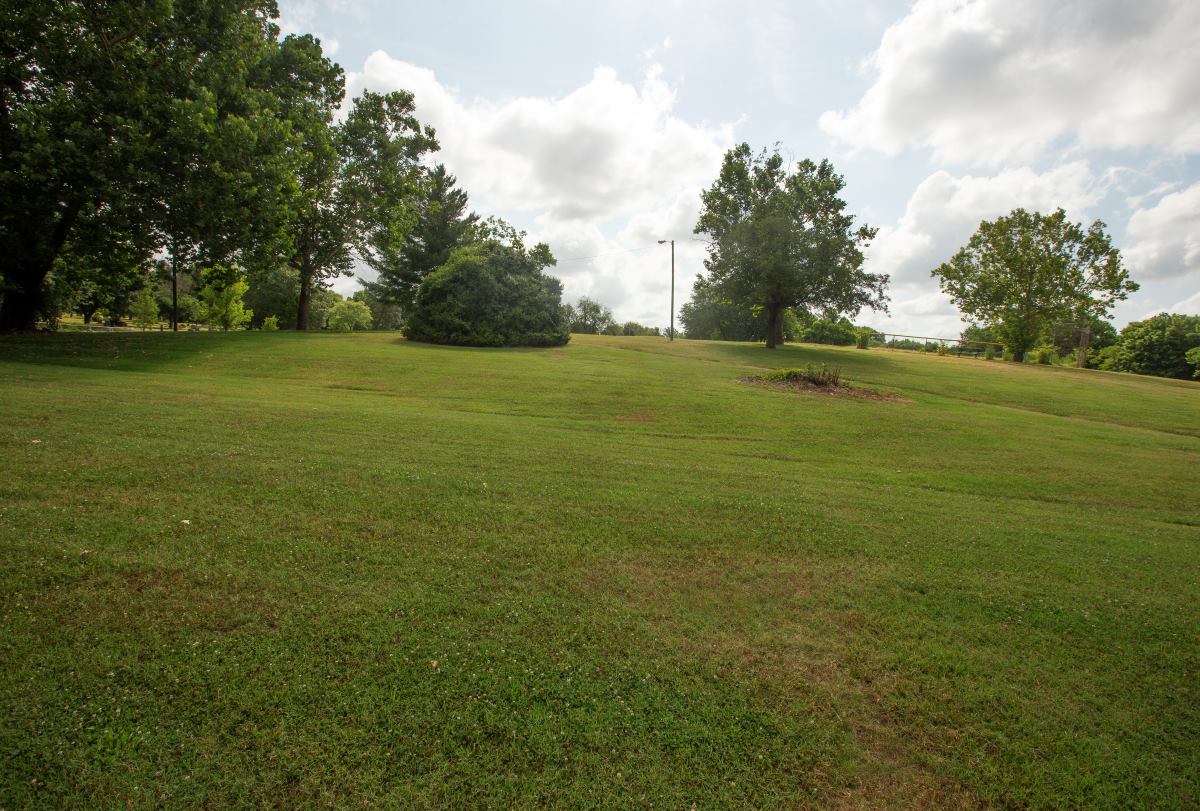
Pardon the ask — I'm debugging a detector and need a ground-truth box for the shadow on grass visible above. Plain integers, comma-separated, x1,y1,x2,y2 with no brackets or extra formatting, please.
0,331,290,373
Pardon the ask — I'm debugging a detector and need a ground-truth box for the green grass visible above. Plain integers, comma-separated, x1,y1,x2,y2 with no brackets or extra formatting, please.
1,332,1197,808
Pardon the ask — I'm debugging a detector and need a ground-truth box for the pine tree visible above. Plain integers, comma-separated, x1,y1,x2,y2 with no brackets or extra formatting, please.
364,164,478,312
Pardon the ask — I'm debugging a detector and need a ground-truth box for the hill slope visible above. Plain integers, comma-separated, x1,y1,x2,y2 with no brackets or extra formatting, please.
2,333,1197,808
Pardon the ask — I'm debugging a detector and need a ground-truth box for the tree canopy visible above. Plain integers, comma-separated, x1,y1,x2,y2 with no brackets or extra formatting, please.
404,232,567,347
694,144,886,348
933,208,1137,362
363,164,478,313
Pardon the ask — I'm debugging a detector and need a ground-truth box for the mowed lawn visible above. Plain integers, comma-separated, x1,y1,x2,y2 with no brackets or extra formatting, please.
1,332,1197,809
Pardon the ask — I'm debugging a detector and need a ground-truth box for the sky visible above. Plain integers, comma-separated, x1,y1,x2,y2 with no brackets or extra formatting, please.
279,0,1200,338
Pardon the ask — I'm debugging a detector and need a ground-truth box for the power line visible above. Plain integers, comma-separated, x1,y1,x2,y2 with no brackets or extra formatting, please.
554,244,660,263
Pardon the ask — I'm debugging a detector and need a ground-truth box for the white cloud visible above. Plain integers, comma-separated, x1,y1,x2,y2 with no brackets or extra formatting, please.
1169,289,1200,315
859,161,1104,336
277,0,344,55
1124,182,1200,282
342,51,736,325
819,0,1200,164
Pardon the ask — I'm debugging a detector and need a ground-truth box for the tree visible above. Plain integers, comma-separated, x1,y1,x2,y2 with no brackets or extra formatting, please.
1044,316,1117,366
679,276,803,342
243,265,301,329
933,208,1137,362
150,12,304,331
1187,347,1200,380
799,313,857,345
0,0,294,331
404,234,567,347
326,299,374,332
322,91,438,329
351,288,403,330
130,286,160,330
694,144,885,349
1100,313,1200,380
199,266,253,331
569,297,615,334
1,0,164,330
363,164,479,312
621,321,661,336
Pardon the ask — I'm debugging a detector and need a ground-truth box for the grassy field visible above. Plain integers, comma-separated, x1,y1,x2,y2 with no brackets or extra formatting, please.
1,332,1197,809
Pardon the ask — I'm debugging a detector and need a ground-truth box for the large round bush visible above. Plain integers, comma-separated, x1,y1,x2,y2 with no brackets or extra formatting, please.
404,244,569,347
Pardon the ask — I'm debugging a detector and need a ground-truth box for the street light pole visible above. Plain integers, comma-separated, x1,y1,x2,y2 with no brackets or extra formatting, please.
658,239,674,340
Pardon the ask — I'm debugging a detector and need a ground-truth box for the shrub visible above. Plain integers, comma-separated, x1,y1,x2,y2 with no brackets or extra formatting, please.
261,315,279,331
405,243,569,347
199,265,253,331
326,299,373,332
1187,346,1200,380
1031,344,1058,364
936,342,949,356
983,345,996,360
855,328,873,349
762,364,843,388
800,315,857,346
1107,313,1200,379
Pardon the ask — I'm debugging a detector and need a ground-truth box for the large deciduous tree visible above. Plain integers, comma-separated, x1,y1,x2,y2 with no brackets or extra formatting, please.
0,0,288,331
694,144,886,349
933,208,1137,362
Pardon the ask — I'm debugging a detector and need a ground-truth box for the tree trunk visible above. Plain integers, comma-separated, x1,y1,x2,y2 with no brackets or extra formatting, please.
764,304,784,349
170,248,179,332
296,260,312,331
0,264,50,332
0,203,83,332
1011,348,1025,363
1077,326,1090,368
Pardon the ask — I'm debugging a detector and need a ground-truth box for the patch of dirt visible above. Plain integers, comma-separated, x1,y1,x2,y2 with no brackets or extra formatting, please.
738,376,913,402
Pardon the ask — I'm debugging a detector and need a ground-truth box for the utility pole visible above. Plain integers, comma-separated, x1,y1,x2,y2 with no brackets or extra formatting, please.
658,239,675,340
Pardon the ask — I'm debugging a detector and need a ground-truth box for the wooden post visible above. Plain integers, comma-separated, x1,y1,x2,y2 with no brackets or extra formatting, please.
1077,325,1090,368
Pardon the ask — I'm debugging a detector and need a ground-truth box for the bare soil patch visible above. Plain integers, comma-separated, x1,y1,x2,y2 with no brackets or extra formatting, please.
738,375,912,402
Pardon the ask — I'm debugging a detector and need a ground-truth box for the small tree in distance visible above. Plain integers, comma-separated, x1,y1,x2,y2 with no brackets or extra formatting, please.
199,265,253,331
326,299,373,332
933,208,1137,362
130,286,160,330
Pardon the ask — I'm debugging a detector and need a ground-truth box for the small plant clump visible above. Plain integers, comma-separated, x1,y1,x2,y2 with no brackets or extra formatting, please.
761,364,843,388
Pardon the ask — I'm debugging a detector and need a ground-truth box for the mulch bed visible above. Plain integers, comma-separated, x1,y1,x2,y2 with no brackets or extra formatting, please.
736,376,912,402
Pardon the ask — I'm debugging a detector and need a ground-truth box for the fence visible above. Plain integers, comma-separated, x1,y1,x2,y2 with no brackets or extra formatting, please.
867,332,1005,358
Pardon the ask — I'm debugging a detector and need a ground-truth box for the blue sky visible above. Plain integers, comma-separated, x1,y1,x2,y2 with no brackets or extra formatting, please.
280,0,1200,337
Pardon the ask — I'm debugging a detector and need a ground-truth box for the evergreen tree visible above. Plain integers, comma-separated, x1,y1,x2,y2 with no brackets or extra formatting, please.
363,164,478,312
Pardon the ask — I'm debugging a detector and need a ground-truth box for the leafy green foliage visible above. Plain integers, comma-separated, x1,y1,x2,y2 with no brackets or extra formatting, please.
1099,313,1200,379
694,144,885,348
566,297,615,334
1187,347,1200,380
934,209,1137,362
199,266,253,331
799,314,858,346
363,164,478,312
405,240,568,347
129,287,160,330
760,363,843,387
679,276,802,341
326,299,374,332
621,321,661,337
261,315,280,331
352,288,404,330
